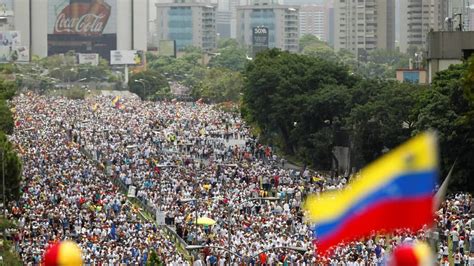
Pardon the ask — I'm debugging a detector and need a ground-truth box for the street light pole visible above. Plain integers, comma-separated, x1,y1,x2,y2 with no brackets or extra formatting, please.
2,148,4,218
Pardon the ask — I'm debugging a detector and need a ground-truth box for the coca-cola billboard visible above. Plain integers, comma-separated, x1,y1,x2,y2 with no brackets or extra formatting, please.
48,0,117,61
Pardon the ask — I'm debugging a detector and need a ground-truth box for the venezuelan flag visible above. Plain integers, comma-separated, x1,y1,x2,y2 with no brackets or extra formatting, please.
304,132,438,254
112,96,120,106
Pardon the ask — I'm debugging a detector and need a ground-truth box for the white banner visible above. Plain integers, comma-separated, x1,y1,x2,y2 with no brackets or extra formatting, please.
127,185,136,198
0,31,21,47
156,210,165,225
0,46,29,63
78,53,99,66
110,50,143,65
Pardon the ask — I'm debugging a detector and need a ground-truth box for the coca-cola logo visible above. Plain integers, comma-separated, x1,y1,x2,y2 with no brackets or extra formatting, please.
53,2,111,35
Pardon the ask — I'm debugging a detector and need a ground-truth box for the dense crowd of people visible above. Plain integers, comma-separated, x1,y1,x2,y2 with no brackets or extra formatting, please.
6,93,474,265
9,95,188,265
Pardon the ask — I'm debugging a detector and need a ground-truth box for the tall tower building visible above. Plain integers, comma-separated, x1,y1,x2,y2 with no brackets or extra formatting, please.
236,0,299,53
448,0,471,31
299,4,330,42
334,0,395,57
399,0,449,53
155,0,217,52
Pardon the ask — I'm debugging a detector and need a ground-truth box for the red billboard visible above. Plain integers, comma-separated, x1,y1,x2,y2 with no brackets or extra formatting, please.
48,0,117,61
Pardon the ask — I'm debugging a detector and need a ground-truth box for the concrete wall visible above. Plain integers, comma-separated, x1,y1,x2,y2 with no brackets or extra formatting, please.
192,6,203,48
427,31,474,59
399,0,408,53
133,0,149,51
376,0,388,49
13,0,30,55
117,0,133,50
30,1,48,57
428,59,462,83
427,31,474,83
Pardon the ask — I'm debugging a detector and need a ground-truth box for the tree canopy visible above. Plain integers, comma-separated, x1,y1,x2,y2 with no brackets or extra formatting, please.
128,70,170,100
242,49,474,191
192,68,244,103
0,79,22,202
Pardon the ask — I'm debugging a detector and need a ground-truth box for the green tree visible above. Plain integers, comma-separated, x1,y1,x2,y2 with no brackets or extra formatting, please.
347,81,420,167
0,219,22,266
412,63,474,191
0,102,13,135
129,70,170,100
0,132,22,202
299,34,328,52
0,80,16,100
0,64,18,75
302,44,338,62
76,58,112,82
217,38,239,49
208,47,248,72
368,49,409,67
243,49,356,166
463,55,474,112
193,68,244,103
299,34,337,61
147,249,163,266
148,52,207,89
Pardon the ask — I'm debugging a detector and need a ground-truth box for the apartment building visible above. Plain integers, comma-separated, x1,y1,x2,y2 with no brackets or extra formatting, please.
399,0,449,53
237,0,299,53
334,0,395,57
155,0,217,52
299,4,329,42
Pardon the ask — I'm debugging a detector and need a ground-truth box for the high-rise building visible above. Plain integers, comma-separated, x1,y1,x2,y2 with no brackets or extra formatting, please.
328,3,334,46
299,4,329,42
155,0,217,52
216,11,232,38
236,0,299,53
447,0,471,31
334,0,396,57
399,0,449,53
214,0,240,38
470,6,474,30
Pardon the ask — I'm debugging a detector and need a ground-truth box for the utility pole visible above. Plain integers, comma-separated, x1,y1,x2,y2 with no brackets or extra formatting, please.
2,148,5,242
2,148,5,218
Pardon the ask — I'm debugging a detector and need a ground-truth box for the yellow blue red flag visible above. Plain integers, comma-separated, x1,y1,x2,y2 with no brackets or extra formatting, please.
304,132,438,254
112,96,120,106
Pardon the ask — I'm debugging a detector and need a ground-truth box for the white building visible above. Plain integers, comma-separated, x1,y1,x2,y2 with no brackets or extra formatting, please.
334,0,395,57
399,0,449,53
299,4,330,42
155,0,217,52
237,0,299,53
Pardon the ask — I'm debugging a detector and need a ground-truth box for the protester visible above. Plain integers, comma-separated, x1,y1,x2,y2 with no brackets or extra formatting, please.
8,93,472,265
